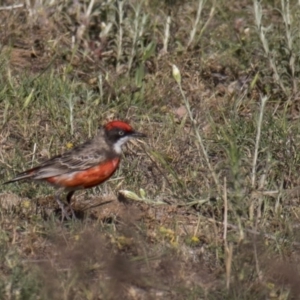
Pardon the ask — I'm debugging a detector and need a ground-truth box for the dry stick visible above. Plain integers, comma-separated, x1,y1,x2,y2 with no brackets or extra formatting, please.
119,190,166,205
225,243,233,290
223,177,228,241
187,0,215,49
187,0,206,48
198,4,215,40
68,95,74,136
193,213,202,237
98,73,103,101
251,95,268,188
83,200,114,211
250,95,268,221
86,0,95,18
223,177,232,290
116,0,124,73
31,143,37,168
253,238,263,281
0,4,23,10
162,15,171,54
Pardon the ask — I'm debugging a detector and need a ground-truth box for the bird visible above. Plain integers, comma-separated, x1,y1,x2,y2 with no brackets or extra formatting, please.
4,120,146,220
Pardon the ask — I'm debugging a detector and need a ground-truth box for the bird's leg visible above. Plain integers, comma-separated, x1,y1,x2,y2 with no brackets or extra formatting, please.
66,191,76,219
55,189,71,221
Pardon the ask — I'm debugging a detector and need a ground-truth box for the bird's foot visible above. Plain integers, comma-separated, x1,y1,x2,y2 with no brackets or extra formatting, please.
68,205,76,220
55,198,73,221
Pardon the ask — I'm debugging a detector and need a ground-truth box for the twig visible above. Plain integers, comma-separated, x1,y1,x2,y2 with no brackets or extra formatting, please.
198,4,215,40
83,200,114,211
0,4,23,10
31,143,37,168
223,176,232,289
225,243,233,289
116,0,124,73
187,0,206,48
251,95,268,188
223,177,228,241
253,238,263,281
162,15,171,54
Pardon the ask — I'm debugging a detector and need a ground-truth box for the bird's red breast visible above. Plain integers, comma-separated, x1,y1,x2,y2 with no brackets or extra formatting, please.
45,157,120,189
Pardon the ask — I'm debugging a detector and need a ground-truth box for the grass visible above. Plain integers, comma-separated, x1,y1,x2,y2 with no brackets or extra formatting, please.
1,0,300,299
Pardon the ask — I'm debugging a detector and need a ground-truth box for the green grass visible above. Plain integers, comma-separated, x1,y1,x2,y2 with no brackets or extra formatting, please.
1,0,300,299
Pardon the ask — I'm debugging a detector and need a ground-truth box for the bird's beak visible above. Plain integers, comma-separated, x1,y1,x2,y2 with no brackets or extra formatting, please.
131,131,147,138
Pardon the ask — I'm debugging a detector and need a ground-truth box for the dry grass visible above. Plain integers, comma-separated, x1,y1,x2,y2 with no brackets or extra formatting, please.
1,0,300,299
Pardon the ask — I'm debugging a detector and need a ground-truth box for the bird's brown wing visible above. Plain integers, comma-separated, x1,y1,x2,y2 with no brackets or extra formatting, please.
5,138,115,183
33,151,109,179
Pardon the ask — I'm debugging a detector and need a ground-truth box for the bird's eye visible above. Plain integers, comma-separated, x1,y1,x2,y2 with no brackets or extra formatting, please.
119,130,125,136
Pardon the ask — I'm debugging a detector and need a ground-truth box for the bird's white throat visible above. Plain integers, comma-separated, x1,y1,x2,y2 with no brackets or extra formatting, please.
113,136,131,154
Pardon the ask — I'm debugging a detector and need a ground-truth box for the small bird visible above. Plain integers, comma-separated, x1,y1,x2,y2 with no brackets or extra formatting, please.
4,120,146,220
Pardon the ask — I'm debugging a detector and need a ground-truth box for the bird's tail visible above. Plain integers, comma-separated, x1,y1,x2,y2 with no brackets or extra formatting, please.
3,167,38,184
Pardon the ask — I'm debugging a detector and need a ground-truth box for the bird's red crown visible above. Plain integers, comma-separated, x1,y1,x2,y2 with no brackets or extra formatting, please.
104,120,133,132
